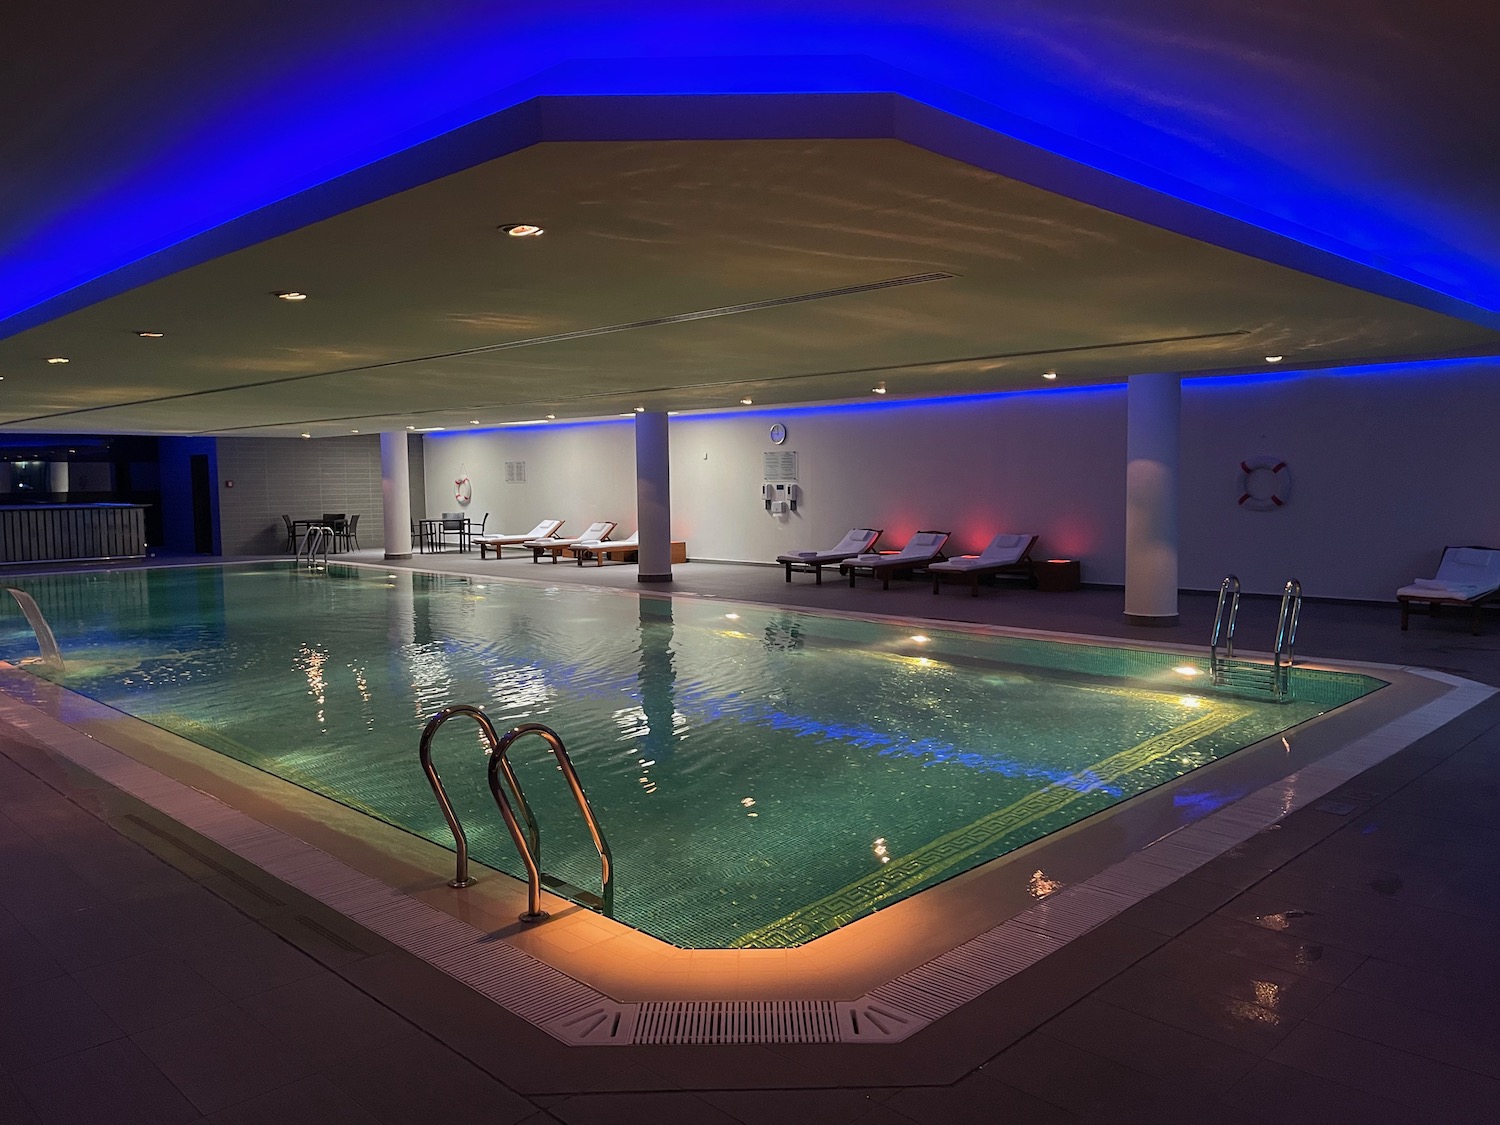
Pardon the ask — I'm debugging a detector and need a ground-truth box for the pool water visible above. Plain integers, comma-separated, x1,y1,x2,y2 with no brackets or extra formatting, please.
0,564,1382,948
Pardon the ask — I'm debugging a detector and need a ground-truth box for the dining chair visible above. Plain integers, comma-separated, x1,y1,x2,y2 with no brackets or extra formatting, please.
281,514,297,552
338,513,361,551
439,512,467,551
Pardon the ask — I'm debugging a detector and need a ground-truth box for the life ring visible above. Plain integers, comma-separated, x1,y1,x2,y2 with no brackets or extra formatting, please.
454,476,472,505
1237,456,1290,511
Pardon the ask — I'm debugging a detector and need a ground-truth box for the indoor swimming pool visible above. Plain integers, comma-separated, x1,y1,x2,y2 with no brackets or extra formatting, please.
0,563,1384,948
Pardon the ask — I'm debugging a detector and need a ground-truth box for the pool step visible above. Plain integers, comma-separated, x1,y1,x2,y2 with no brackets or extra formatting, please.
1211,658,1292,701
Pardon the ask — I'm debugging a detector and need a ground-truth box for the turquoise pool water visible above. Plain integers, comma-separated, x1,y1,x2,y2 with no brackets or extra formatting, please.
0,563,1382,947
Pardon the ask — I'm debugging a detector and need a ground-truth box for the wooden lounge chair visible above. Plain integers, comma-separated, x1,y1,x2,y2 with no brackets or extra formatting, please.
930,533,1038,596
570,531,638,566
524,521,615,563
473,519,563,559
775,528,882,585
1396,545,1500,634
839,531,950,590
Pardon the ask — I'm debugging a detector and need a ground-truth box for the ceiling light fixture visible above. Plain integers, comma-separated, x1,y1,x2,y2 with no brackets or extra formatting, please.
545,414,555,420
274,291,308,301
469,419,480,425
135,331,164,338
405,425,416,431
634,406,646,413
350,429,359,433
740,397,753,405
499,224,544,237
1265,355,1284,363
300,433,311,439
872,382,886,394
1042,370,1058,380
45,356,69,364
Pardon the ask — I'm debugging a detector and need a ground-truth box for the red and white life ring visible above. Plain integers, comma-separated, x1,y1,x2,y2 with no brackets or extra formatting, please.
454,476,472,505
1237,456,1290,511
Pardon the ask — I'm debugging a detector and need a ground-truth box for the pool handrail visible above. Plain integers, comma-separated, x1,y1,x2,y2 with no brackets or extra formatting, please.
1272,578,1303,699
418,704,540,891
297,524,332,569
5,587,65,673
489,722,614,921
1209,574,1242,672
419,706,613,923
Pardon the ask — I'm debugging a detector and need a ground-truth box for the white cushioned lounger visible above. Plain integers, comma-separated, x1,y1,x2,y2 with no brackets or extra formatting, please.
775,528,881,585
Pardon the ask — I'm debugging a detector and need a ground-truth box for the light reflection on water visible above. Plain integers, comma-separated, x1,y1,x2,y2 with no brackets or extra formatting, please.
0,563,1382,948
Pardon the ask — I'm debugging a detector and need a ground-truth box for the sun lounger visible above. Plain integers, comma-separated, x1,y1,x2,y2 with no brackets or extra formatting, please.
523,521,616,563
1396,545,1500,634
775,528,882,585
571,531,639,566
930,533,1039,596
839,530,950,590
473,519,563,559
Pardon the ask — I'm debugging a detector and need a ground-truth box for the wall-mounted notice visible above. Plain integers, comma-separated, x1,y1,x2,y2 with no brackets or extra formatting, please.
504,460,527,483
763,450,798,481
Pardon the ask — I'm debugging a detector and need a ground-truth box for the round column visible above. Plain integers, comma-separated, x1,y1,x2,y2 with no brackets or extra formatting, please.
380,432,414,560
1125,372,1181,625
635,411,673,583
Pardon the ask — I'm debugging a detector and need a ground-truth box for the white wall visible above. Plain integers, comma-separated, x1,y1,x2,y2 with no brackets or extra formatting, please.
422,423,637,536
1180,361,1500,600
419,358,1500,602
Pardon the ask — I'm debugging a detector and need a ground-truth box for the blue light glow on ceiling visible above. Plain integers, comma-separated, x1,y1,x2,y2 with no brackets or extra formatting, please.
4,2,1498,335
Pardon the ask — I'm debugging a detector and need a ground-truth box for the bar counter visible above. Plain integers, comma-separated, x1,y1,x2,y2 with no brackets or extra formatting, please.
0,503,148,563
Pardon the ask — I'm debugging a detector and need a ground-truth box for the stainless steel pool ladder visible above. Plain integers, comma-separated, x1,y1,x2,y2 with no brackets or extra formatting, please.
297,525,333,569
1209,575,1302,701
418,705,613,923
4,588,64,673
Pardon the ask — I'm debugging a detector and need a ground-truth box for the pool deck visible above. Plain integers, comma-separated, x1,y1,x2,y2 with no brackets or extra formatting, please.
4,553,1500,1122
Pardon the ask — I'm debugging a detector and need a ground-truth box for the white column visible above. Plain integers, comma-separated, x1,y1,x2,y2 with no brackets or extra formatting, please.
635,411,673,583
380,432,414,560
1125,372,1181,625
47,461,68,498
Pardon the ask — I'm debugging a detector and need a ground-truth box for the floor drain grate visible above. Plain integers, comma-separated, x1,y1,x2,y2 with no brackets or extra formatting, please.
633,1000,841,1045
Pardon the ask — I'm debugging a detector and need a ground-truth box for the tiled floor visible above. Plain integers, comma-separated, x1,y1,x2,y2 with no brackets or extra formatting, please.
3,552,1500,1123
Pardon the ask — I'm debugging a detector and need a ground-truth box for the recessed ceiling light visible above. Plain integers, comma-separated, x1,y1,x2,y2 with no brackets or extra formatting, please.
634,406,646,413
469,419,480,425
740,397,753,405
350,429,360,434
45,357,69,364
872,382,886,395
274,291,308,301
300,433,311,439
406,425,416,431
545,414,556,420
135,331,164,339
1042,370,1058,380
1265,355,1284,363
499,224,544,237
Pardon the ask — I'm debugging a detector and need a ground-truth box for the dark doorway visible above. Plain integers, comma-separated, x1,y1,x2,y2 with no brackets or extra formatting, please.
190,455,213,553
